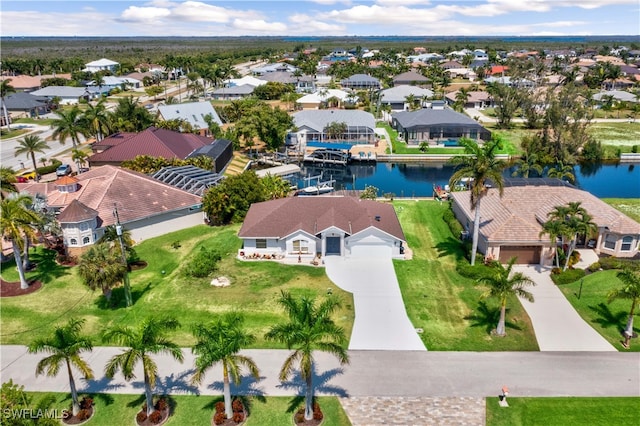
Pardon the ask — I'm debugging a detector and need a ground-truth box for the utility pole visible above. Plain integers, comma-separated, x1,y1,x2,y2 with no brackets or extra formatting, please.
113,204,132,307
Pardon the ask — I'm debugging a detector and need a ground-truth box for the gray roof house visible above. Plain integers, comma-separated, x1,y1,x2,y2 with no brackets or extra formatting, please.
157,101,223,137
30,86,108,104
210,84,255,100
187,138,233,173
392,107,491,145
2,92,50,118
592,90,638,104
289,110,377,149
379,86,434,111
392,71,431,87
340,74,381,90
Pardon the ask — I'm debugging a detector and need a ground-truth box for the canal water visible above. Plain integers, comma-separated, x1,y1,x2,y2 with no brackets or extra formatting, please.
290,161,640,198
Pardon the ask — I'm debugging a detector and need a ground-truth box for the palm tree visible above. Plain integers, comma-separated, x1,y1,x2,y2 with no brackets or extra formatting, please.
477,257,536,336
77,244,127,302
265,291,349,421
449,137,507,265
511,152,543,178
103,317,183,416
0,166,17,199
51,106,89,152
547,202,597,271
608,269,640,348
28,318,94,416
538,219,565,269
0,194,41,289
14,135,50,182
191,313,260,420
82,98,110,141
1,78,16,130
71,149,89,173
547,161,576,184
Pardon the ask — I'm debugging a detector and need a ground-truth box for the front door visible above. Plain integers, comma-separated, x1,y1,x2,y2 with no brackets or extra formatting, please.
325,237,341,256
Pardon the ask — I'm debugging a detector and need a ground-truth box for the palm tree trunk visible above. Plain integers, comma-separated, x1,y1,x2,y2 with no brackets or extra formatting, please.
144,371,155,415
471,198,482,266
12,239,29,289
223,363,233,419
563,239,576,271
22,234,31,271
102,287,112,301
2,100,11,131
66,359,80,416
624,299,636,339
496,301,507,336
305,368,313,421
30,152,39,182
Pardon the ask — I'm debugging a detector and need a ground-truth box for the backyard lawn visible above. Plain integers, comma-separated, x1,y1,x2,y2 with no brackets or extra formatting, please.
393,201,539,351
24,392,351,426
0,224,354,348
603,198,640,223
556,269,640,351
486,396,640,426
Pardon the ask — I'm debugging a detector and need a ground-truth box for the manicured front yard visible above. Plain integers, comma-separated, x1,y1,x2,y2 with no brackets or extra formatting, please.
0,224,354,348
24,392,351,426
486,397,640,426
556,269,639,351
393,201,539,351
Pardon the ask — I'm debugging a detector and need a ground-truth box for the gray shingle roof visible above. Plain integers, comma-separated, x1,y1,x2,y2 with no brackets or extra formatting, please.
392,108,484,128
380,86,434,103
30,86,87,98
292,110,375,132
157,101,223,128
3,92,49,110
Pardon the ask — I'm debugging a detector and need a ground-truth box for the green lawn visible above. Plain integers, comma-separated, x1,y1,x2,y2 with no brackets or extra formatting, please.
25,392,351,426
486,397,640,426
393,201,539,351
556,270,639,351
602,198,640,223
0,225,354,348
589,122,640,146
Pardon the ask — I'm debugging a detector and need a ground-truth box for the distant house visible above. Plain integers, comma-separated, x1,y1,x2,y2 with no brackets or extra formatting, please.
440,60,464,70
238,197,406,260
392,106,491,145
157,101,223,137
91,76,141,90
592,90,638,105
289,110,376,149
444,90,494,109
379,86,434,111
340,74,381,90
295,89,351,109
210,84,256,100
0,75,43,92
88,127,225,167
251,63,298,75
29,86,107,104
2,92,50,118
15,166,203,254
484,76,535,88
257,72,316,93
392,71,431,87
187,139,233,173
450,179,640,264
83,58,119,73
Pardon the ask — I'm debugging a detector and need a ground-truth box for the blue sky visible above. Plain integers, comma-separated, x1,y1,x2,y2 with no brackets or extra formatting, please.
1,1,639,37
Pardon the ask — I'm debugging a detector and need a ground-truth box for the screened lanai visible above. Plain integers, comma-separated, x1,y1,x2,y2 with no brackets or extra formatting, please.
152,166,224,196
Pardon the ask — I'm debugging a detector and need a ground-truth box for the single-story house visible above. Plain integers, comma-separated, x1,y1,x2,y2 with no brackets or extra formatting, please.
187,139,233,173
340,74,381,90
1,92,50,118
392,71,431,87
15,166,203,255
210,84,256,100
157,101,223,136
444,90,495,109
484,76,535,88
445,68,477,80
88,127,219,167
379,86,434,111
0,75,43,92
29,86,108,104
257,71,316,93
592,90,638,105
251,63,298,75
83,58,119,73
391,106,491,145
295,89,352,109
238,197,406,260
289,110,376,149
90,76,141,90
449,179,640,264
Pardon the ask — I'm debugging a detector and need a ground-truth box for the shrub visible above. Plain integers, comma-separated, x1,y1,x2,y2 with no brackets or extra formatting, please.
182,246,222,278
443,206,464,238
313,402,323,421
80,396,93,409
148,410,163,425
136,411,148,424
294,410,305,424
599,256,640,271
76,409,91,421
632,145,638,153
551,268,586,285
456,261,496,280
551,267,562,275
36,158,62,175
588,262,601,272
215,401,225,413
232,412,244,423
232,399,243,413
155,398,168,411
214,412,226,425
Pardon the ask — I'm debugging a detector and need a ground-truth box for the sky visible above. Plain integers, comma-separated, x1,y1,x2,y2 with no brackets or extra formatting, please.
1,0,639,37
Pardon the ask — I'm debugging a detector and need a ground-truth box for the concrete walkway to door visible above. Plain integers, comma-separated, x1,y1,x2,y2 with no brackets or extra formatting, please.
324,257,426,351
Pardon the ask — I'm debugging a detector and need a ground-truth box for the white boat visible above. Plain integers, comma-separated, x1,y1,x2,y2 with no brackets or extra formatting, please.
300,183,334,195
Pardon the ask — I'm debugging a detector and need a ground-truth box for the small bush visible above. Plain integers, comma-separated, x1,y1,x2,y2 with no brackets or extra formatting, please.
148,410,163,425
456,261,496,280
76,409,91,421
155,398,168,411
313,402,323,421
171,241,181,249
443,206,464,238
36,158,62,175
80,396,93,410
215,401,225,413
232,412,244,423
599,257,640,271
136,411,148,424
551,268,586,285
232,399,243,413
182,246,222,278
588,262,601,272
294,410,305,424
214,412,226,425
632,145,638,153
551,267,562,275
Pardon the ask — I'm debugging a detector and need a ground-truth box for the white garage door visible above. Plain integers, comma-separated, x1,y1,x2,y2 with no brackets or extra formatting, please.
350,243,393,258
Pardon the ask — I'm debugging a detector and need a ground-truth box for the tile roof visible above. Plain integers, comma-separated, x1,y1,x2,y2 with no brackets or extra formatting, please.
15,165,201,228
54,175,78,185
238,197,405,241
57,199,98,223
450,182,640,243
88,127,214,164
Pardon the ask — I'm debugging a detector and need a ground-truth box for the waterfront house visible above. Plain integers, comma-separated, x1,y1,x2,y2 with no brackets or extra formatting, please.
288,110,376,150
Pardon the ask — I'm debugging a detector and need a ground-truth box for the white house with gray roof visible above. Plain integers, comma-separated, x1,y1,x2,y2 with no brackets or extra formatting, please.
288,110,376,149
379,86,434,111
157,101,223,137
83,58,119,73
30,86,108,104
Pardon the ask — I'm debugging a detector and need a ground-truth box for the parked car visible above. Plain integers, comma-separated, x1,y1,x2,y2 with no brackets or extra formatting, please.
55,164,72,177
17,170,38,181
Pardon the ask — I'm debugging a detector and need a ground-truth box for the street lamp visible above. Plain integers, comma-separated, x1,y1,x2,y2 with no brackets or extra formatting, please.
113,204,132,307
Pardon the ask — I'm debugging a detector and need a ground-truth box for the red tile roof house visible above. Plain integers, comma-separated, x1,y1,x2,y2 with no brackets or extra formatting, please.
15,166,203,256
237,197,406,262
88,127,221,167
449,180,640,265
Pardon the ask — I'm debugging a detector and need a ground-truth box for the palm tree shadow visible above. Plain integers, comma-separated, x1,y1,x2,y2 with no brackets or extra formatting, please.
277,365,349,412
93,282,153,310
206,372,266,399
464,301,522,334
29,248,70,284
588,303,628,332
83,375,125,394
435,236,466,260
153,370,200,395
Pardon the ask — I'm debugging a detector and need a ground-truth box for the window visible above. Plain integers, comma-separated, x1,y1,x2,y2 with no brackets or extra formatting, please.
79,222,90,231
82,236,91,245
621,236,634,251
69,238,78,246
256,239,267,249
604,234,616,250
293,239,309,253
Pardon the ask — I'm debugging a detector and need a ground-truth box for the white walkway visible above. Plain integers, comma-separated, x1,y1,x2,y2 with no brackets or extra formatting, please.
513,265,616,351
324,257,426,351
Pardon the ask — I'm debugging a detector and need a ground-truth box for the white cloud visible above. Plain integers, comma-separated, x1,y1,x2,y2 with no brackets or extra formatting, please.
231,19,287,33
288,14,346,34
375,0,430,5
322,5,444,24
120,6,171,23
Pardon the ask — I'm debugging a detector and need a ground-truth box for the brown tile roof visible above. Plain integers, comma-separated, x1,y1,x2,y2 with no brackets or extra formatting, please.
55,175,78,185
88,127,214,164
238,197,405,241
57,199,98,223
450,183,640,243
16,165,201,227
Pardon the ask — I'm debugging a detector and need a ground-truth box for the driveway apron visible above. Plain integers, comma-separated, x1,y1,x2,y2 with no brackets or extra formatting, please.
513,265,616,351
324,257,426,351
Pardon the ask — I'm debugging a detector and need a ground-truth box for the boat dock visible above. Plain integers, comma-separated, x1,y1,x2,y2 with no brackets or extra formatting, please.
303,149,350,166
255,164,301,178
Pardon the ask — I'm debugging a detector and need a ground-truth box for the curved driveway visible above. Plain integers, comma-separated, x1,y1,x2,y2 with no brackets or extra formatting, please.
324,257,426,351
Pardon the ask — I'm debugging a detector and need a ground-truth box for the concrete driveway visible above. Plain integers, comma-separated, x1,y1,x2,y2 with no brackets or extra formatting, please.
513,265,616,351
324,257,426,351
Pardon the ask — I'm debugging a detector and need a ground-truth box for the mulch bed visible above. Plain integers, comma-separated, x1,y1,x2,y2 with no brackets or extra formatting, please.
137,407,170,426
0,278,42,297
62,406,94,425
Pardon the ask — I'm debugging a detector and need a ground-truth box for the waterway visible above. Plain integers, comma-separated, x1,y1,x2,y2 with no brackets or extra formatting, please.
289,161,640,198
